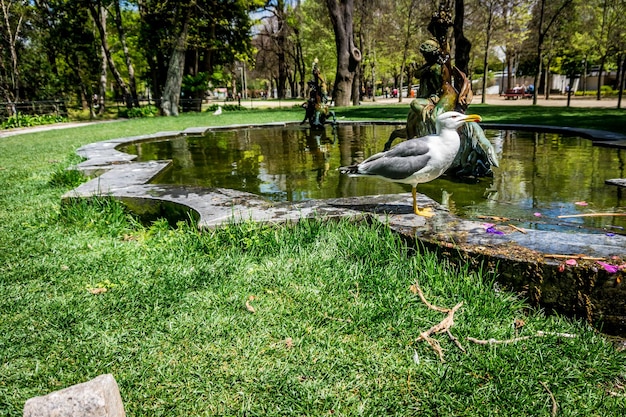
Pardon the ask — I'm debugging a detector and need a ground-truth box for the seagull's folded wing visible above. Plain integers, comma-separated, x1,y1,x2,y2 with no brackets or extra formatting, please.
358,139,432,180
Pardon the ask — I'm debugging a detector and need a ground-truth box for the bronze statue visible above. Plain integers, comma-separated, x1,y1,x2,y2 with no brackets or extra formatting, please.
384,6,498,178
301,59,336,130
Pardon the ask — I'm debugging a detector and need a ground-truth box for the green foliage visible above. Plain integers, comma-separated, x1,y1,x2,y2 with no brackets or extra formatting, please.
1,114,69,129
49,167,87,189
182,72,210,95
119,105,159,118
58,197,143,238
205,103,245,112
601,85,616,96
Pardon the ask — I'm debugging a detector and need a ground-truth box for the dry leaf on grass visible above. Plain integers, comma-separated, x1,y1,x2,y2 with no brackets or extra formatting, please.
88,287,107,295
284,337,294,349
245,295,256,313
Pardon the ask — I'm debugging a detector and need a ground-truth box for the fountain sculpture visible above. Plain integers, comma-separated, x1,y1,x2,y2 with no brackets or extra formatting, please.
301,59,336,130
384,5,498,178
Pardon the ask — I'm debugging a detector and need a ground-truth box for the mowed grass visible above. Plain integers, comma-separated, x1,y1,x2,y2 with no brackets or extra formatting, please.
1,105,625,416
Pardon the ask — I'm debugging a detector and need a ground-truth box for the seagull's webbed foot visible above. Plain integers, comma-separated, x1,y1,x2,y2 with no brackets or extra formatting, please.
415,207,435,217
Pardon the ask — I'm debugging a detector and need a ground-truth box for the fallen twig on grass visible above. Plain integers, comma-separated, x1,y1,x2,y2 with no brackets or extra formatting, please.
540,381,558,416
467,331,576,345
411,282,465,362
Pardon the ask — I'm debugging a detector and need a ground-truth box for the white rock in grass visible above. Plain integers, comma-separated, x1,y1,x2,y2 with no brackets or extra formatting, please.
23,374,125,417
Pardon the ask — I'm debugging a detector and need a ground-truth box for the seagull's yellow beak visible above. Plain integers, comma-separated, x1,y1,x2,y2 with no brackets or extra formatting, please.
464,114,482,123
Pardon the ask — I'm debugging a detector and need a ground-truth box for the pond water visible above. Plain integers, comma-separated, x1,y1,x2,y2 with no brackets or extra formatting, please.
120,124,626,234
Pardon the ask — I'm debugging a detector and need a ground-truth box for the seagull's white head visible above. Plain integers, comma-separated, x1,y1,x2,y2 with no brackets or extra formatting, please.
435,111,482,134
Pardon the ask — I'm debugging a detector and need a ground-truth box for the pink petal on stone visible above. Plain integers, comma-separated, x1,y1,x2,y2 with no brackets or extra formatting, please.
565,259,577,266
597,261,619,274
575,201,588,206
534,212,542,217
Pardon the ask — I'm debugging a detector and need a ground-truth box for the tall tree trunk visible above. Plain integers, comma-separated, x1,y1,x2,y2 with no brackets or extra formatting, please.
453,0,471,76
618,55,625,109
325,0,361,106
480,2,494,104
397,0,416,104
597,57,605,101
532,0,573,105
98,44,107,116
293,26,306,98
113,0,139,107
88,2,133,108
1,0,24,102
161,14,190,116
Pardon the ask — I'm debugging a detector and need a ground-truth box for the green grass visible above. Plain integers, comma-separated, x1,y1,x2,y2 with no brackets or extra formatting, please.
1,104,625,416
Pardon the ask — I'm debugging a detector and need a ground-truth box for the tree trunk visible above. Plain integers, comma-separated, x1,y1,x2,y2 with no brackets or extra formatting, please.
1,0,24,101
325,0,361,106
294,27,306,98
161,16,190,116
480,2,494,104
532,0,545,105
113,0,139,107
397,1,416,104
88,2,133,108
617,55,625,109
597,56,605,101
453,0,471,76
98,44,107,116
544,57,551,99
532,0,573,105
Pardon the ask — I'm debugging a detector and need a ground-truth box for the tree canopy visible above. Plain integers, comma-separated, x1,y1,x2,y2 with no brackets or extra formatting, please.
2,0,626,111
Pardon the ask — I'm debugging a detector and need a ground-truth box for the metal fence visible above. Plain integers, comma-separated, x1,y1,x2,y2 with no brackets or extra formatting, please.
0,100,68,122
0,98,213,124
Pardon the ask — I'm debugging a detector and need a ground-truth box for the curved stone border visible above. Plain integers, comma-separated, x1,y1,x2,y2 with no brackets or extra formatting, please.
62,121,626,335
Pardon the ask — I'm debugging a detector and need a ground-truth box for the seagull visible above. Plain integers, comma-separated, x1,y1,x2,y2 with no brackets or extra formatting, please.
213,105,222,115
339,111,482,217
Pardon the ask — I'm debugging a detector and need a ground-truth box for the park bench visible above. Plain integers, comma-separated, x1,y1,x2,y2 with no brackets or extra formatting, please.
501,89,532,100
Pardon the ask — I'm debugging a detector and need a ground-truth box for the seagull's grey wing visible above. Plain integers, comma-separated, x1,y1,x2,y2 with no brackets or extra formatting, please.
385,136,432,158
359,147,432,180
360,136,432,164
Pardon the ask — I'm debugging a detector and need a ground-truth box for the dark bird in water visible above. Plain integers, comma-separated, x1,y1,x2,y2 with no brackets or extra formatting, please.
339,111,482,217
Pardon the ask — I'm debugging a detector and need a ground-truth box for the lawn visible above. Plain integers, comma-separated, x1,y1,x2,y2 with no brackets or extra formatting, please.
1,104,625,416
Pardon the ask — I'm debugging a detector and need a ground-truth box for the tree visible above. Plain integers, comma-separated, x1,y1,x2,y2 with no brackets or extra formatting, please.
298,0,336,94
112,0,139,107
84,0,135,108
257,0,292,98
160,1,193,116
31,0,101,106
477,0,498,103
0,0,30,102
530,0,574,104
325,0,361,106
396,0,419,104
453,0,472,75
137,0,260,116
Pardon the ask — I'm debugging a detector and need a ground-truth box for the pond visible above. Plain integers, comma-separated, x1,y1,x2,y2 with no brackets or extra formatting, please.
120,123,626,234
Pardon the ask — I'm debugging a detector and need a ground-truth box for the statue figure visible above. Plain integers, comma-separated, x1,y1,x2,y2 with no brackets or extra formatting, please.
384,6,498,178
301,59,336,130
